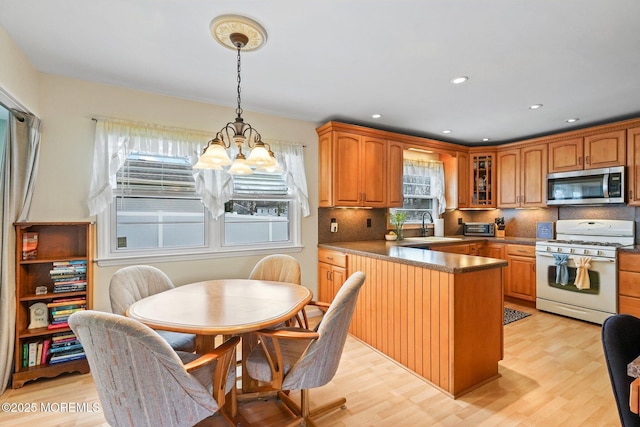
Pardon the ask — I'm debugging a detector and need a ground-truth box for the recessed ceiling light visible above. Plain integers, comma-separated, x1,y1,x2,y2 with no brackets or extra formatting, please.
442,129,452,134
482,138,490,142
528,104,543,110
566,118,579,123
371,113,382,119
450,76,468,84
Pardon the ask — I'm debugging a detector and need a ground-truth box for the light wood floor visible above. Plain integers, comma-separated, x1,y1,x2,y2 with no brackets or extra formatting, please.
0,302,621,426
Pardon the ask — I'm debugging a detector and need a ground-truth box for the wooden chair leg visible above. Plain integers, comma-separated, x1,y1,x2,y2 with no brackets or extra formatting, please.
277,389,347,426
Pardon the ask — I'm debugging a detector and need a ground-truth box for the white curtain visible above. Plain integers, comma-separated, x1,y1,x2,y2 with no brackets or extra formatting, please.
267,140,310,217
0,111,41,393
89,118,309,218
404,159,446,215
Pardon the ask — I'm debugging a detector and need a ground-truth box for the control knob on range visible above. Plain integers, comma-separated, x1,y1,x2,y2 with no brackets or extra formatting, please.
583,249,590,255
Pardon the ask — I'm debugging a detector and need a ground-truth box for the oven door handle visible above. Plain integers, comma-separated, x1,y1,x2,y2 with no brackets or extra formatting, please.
535,252,615,263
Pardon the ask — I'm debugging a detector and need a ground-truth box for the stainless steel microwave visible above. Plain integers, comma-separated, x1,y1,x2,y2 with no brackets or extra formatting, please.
463,222,495,236
546,166,625,205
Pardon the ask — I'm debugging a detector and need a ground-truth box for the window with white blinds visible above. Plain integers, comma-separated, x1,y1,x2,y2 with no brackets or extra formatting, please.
113,153,205,251
223,171,292,246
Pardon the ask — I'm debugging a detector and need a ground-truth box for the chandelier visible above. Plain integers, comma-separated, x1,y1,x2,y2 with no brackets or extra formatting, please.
195,15,280,175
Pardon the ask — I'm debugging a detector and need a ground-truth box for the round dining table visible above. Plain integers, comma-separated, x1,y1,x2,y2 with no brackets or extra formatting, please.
126,278,313,396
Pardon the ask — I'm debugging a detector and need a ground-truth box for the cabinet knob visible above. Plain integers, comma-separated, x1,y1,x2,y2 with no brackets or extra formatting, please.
578,157,583,165
585,155,589,165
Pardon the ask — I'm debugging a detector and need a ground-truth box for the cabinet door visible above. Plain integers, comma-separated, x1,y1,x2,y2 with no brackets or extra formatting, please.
520,143,547,207
470,152,495,207
387,140,404,207
584,130,626,169
485,243,505,259
505,255,536,301
361,136,387,207
497,149,520,208
318,131,333,207
333,132,362,206
318,261,332,303
628,127,640,206
457,152,469,208
548,137,584,173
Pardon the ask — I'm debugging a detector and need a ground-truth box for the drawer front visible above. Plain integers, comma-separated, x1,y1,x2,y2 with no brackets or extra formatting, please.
620,252,640,273
318,248,347,268
620,271,640,297
506,244,535,257
619,295,640,318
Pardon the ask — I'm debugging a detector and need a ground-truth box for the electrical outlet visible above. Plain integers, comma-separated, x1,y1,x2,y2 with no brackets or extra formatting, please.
458,217,463,225
367,218,372,228
330,218,338,233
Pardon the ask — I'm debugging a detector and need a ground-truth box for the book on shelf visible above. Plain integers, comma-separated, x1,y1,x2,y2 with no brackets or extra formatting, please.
28,342,37,367
51,331,77,342
41,339,51,365
22,232,38,260
48,351,86,364
49,343,83,354
47,322,69,330
36,342,43,365
22,343,28,368
47,298,86,308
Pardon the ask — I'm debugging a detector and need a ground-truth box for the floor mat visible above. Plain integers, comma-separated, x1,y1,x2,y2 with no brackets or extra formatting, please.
504,307,531,325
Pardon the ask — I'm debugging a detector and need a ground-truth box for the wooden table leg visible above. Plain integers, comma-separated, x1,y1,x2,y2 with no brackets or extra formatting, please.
241,332,259,393
195,334,217,354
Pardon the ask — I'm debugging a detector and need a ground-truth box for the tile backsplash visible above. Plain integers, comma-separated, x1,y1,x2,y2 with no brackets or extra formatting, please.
319,205,640,244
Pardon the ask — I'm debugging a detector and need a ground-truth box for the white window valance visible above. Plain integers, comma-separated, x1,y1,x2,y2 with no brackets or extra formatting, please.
88,118,309,218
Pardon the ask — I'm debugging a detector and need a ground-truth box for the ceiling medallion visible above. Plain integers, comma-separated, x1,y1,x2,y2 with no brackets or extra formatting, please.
210,15,267,52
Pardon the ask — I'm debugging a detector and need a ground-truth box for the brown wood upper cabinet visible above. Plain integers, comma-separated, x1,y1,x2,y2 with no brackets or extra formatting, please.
469,151,495,207
317,128,388,207
548,130,626,173
627,127,640,206
456,152,470,208
497,143,547,208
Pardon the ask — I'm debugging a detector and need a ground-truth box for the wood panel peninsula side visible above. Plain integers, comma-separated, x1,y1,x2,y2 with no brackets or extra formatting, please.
319,241,507,398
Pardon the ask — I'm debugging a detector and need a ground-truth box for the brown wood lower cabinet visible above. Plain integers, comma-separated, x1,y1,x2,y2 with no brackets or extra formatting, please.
347,253,503,398
619,252,640,316
317,248,347,303
505,244,536,302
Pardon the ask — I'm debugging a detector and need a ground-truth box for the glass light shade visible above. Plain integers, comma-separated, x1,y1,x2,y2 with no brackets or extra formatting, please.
193,158,224,170
228,157,253,175
257,157,282,173
199,143,232,166
246,144,274,166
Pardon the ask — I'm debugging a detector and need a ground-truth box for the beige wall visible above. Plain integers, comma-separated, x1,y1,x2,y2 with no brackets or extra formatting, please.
2,55,320,311
0,26,39,112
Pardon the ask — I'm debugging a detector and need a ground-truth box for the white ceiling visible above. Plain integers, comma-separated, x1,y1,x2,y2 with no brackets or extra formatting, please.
1,0,640,146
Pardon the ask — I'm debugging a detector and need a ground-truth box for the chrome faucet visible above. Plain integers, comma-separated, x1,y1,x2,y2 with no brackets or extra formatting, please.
421,211,433,237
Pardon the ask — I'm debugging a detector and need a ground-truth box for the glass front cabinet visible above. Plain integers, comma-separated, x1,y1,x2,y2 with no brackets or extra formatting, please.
470,152,495,207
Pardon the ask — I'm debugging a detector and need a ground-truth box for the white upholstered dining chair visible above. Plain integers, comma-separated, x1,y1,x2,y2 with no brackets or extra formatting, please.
249,254,308,328
68,310,238,427
109,265,196,352
244,271,366,427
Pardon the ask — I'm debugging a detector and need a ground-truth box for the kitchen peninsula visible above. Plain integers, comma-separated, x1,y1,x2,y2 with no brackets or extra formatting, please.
318,240,507,398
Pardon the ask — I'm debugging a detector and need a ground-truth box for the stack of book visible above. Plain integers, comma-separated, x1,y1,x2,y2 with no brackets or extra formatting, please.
50,260,87,293
48,331,85,365
47,297,86,330
22,339,51,367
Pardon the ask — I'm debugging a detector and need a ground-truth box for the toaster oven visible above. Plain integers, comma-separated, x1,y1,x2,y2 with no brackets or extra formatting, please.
463,222,495,237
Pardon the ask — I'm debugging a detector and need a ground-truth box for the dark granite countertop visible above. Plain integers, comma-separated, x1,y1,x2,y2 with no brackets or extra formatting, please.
319,238,509,274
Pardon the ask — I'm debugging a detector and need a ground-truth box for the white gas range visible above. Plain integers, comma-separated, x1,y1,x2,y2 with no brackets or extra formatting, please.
535,219,635,324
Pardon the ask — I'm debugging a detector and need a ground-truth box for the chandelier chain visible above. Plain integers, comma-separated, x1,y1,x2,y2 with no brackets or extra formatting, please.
236,45,243,117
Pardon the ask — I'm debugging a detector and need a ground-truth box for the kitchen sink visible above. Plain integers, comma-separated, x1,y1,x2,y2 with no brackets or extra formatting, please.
402,236,463,243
